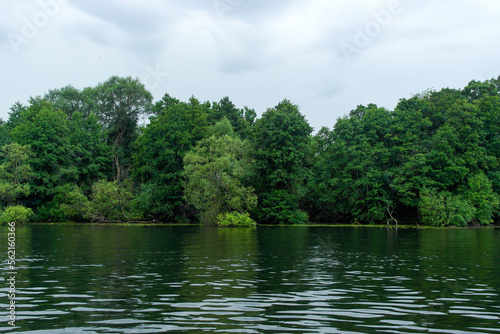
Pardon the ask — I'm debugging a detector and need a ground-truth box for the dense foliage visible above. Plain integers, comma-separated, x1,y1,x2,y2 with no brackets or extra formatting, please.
1,75,500,226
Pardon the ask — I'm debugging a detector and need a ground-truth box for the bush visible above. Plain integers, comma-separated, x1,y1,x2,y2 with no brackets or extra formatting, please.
419,188,474,226
35,184,89,222
85,180,142,222
465,172,499,225
0,205,33,224
288,209,309,225
217,211,256,227
258,190,308,224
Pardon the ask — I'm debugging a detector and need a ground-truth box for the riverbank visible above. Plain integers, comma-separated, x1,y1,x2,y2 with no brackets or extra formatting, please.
20,221,500,229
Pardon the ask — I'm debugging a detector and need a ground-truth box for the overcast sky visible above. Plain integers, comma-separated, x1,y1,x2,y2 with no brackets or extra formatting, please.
1,0,500,131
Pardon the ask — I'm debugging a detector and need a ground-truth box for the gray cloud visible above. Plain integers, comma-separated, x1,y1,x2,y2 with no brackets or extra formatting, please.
1,0,500,132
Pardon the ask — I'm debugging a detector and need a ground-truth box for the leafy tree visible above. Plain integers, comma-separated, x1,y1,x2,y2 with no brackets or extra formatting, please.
208,97,256,138
5,102,28,131
44,85,96,117
419,188,475,227
0,120,9,149
133,95,209,221
0,143,33,206
317,104,396,224
67,112,112,192
90,76,153,181
42,184,89,222
304,127,337,222
7,98,110,220
462,76,500,101
85,180,139,223
9,99,72,209
0,205,33,224
183,118,257,224
464,172,499,225
253,99,312,224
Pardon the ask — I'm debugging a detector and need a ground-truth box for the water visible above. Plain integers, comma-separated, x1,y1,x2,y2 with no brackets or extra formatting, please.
1,225,499,333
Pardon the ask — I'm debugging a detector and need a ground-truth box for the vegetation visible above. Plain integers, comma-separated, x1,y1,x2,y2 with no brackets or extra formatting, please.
1,75,500,227
217,212,256,227
183,118,257,224
0,205,32,225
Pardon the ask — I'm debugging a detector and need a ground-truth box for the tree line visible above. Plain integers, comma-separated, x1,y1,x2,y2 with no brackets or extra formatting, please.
1,75,499,226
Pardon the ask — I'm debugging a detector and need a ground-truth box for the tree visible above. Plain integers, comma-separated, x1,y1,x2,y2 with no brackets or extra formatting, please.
0,143,33,206
253,99,312,224
9,98,73,209
0,206,33,225
85,180,140,223
464,172,499,225
208,97,255,138
67,112,112,192
419,188,474,227
183,118,257,224
44,85,96,117
0,120,9,149
90,76,153,182
462,76,500,101
133,95,209,221
314,104,398,224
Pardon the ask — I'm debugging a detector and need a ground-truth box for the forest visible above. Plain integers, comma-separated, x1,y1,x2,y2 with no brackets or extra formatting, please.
1,76,500,227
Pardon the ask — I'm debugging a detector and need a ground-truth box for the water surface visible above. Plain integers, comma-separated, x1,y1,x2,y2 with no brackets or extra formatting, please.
1,225,499,333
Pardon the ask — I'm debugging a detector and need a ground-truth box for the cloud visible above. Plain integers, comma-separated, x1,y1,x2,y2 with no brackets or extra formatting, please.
1,0,500,132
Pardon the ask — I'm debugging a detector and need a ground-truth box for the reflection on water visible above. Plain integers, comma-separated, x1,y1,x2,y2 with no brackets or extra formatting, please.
0,225,499,333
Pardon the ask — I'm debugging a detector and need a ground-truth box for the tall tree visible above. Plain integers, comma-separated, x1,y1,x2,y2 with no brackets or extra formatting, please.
90,76,153,182
44,85,96,117
183,118,257,224
208,97,255,138
133,95,209,221
9,98,72,209
320,104,396,224
253,99,313,224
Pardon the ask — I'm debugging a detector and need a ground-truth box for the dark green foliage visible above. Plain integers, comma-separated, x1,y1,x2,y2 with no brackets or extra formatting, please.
208,97,255,138
309,80,500,225
66,112,112,192
253,99,312,224
259,190,308,225
10,99,73,209
44,85,96,117
3,75,500,226
311,104,396,224
133,96,209,221
0,120,9,149
183,118,257,224
7,97,111,221
0,143,33,206
90,76,153,182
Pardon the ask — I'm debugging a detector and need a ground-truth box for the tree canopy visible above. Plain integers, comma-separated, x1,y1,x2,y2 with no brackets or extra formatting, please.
2,75,500,227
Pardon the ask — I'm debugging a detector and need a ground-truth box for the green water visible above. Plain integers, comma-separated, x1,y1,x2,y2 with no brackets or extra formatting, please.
1,225,499,333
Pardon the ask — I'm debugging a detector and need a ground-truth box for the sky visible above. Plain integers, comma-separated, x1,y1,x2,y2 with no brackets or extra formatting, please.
1,0,500,131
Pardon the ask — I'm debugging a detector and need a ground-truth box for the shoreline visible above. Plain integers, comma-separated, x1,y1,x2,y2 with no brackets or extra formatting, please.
17,222,500,229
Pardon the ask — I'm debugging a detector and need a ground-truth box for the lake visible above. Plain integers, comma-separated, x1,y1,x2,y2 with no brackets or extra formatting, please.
1,225,499,333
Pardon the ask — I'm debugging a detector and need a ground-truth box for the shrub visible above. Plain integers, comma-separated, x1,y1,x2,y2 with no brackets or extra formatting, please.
258,190,309,225
35,184,89,222
419,188,474,226
85,180,142,222
217,211,256,227
0,205,33,224
465,172,499,225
